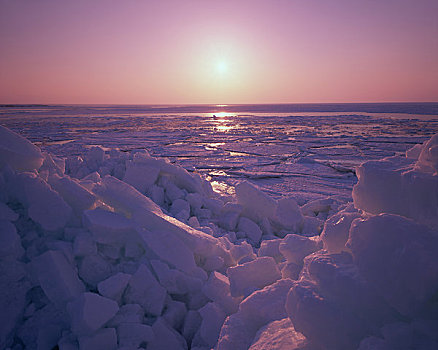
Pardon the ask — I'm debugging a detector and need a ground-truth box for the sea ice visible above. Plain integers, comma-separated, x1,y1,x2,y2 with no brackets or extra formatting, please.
416,133,438,174
3,126,438,350
320,206,360,254
97,272,131,304
83,208,135,245
84,146,105,172
137,228,198,275
33,250,85,307
202,271,240,315
117,322,154,348
12,172,73,231
236,181,277,222
0,125,44,171
228,256,281,297
217,279,295,350
347,213,438,316
278,233,321,265
78,254,112,287
0,259,29,348
198,302,227,347
124,264,167,316
123,160,160,193
77,327,117,350
249,318,307,350
163,299,187,330
68,292,119,335
237,217,262,244
0,220,23,259
49,174,97,216
147,317,188,350
0,202,19,221
353,137,438,228
73,232,97,257
274,197,304,232
257,238,283,263
286,251,398,350
107,303,144,326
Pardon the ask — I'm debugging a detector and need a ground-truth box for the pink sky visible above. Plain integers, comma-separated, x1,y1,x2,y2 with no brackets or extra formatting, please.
0,0,437,104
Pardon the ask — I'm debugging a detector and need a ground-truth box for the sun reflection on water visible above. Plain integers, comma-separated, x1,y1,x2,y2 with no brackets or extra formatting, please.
210,112,236,132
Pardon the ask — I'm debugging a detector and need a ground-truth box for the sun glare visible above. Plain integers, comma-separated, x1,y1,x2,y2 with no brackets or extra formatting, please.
216,61,228,74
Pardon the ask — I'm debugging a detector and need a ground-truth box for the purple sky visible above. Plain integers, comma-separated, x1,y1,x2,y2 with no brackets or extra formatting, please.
0,0,437,104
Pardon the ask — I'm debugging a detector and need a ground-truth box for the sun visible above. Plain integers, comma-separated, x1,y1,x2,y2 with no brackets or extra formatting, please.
216,61,228,74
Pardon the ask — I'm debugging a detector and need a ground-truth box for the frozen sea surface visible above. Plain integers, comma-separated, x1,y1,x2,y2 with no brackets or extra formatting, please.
1,111,438,350
1,103,438,202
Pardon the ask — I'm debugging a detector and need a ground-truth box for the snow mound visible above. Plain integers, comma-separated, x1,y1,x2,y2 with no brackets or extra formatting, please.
353,136,438,228
347,214,438,317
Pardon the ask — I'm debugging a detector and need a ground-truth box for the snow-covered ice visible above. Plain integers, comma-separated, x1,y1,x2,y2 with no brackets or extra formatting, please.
0,111,437,350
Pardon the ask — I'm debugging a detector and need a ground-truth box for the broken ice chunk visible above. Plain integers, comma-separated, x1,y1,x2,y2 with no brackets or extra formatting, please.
13,172,73,231
84,146,105,172
170,198,190,216
150,184,165,207
279,234,321,265
124,264,166,317
229,241,256,263
97,272,131,304
202,255,224,272
0,202,18,221
228,257,281,297
0,125,44,172
249,318,307,350
274,197,303,232
237,217,262,245
68,292,119,335
202,271,240,315
107,304,144,326
163,299,187,330
198,302,227,348
188,216,201,228
138,228,198,275
236,181,277,222
164,180,185,202
78,254,112,288
148,317,188,350
49,174,97,216
83,208,135,245
123,160,160,193
217,203,241,231
150,259,203,295
257,239,283,263
117,322,154,348
0,220,23,259
321,210,360,254
33,250,85,307
182,310,202,345
186,192,203,212
94,176,232,265
73,232,97,257
347,214,438,316
77,327,117,350
300,197,336,217
416,133,438,174
217,279,295,350
353,137,438,229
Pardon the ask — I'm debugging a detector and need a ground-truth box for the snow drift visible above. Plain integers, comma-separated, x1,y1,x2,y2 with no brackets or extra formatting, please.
0,126,437,350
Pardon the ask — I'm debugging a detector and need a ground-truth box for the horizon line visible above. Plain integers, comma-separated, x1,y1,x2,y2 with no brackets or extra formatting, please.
1,101,438,107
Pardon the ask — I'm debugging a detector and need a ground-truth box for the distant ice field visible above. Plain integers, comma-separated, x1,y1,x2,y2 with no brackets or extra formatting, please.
2,103,438,202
